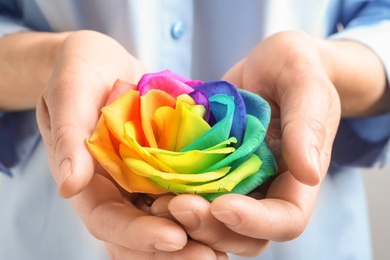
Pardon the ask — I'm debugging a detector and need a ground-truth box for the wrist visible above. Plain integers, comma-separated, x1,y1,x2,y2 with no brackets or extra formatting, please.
0,31,70,110
315,38,389,117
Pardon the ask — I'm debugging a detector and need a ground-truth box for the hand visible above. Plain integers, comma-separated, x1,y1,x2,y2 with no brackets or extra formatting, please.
36,30,147,197
149,30,341,257
223,30,341,186
71,169,227,259
36,30,228,259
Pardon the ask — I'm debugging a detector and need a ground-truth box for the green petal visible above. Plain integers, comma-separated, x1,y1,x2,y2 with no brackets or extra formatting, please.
181,94,235,151
203,114,266,172
203,141,277,201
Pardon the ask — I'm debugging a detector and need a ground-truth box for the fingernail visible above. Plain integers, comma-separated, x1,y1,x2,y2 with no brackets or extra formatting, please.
211,210,241,226
310,146,322,183
171,210,200,229
58,158,72,186
154,242,184,252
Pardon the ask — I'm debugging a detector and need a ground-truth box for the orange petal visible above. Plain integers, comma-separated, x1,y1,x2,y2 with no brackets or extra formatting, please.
102,89,145,146
86,116,167,194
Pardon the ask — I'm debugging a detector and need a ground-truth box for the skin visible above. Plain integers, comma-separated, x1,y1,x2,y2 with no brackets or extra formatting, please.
0,29,389,259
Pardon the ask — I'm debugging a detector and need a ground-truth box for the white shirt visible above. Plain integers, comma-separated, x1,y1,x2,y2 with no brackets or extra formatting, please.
1,1,390,259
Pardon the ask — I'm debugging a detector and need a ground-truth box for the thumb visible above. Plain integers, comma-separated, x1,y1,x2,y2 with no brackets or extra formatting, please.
280,76,340,186
36,79,104,198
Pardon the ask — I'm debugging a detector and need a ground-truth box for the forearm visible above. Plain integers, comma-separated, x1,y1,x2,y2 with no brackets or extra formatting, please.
318,38,390,118
0,32,69,110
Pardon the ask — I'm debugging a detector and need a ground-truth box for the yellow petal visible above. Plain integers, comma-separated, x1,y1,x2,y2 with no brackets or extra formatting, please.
122,123,176,173
145,137,236,173
175,103,210,151
150,154,262,194
154,106,181,151
141,89,176,148
176,94,196,106
123,156,231,183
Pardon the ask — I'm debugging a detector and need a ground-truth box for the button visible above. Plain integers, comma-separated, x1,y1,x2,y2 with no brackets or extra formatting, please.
170,21,185,40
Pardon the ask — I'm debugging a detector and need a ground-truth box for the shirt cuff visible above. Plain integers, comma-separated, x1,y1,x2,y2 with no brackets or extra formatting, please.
328,18,390,167
331,114,390,168
0,15,30,37
329,20,390,87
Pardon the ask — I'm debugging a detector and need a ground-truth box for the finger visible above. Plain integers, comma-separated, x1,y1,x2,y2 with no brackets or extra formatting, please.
278,65,340,185
150,195,178,222
72,174,188,252
105,240,228,260
211,171,319,241
169,195,269,257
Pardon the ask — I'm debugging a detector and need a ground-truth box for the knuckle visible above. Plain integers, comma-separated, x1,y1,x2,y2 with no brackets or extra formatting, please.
235,239,270,258
52,123,75,154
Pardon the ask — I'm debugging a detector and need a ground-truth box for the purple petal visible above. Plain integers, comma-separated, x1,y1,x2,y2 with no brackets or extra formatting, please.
138,76,194,97
185,80,203,87
189,90,210,122
138,70,203,91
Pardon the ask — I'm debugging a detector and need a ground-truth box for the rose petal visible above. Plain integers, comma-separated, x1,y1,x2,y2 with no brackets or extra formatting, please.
86,117,167,194
122,124,175,173
154,107,181,151
124,156,231,183
154,103,209,151
139,76,194,97
202,90,277,201
175,103,210,151
102,89,145,146
239,89,272,129
106,79,137,106
194,81,246,146
148,154,262,194
203,114,266,172
138,70,202,90
203,142,277,201
189,90,211,122
145,138,236,174
140,89,176,147
181,94,234,151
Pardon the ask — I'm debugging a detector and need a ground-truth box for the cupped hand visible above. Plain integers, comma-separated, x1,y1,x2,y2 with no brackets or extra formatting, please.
151,30,341,257
224,30,341,186
71,168,227,259
151,175,318,257
36,30,147,198
35,30,229,259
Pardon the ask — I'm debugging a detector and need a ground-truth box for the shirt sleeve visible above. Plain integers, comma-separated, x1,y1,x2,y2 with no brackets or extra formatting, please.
0,0,31,37
329,0,390,167
0,110,41,176
0,3,38,176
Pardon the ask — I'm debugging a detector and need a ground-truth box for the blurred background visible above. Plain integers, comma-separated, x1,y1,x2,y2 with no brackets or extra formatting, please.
363,167,390,259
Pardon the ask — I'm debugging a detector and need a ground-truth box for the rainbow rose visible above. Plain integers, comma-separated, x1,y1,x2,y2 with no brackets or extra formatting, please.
86,70,277,201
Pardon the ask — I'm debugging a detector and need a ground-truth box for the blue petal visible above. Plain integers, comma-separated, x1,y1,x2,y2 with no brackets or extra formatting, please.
238,89,271,129
194,81,246,147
